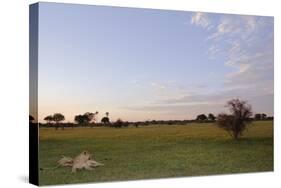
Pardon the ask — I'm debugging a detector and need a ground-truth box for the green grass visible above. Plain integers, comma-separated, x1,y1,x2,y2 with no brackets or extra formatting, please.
39,121,273,185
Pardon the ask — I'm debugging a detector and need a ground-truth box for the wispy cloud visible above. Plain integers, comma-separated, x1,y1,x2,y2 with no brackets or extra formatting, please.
149,82,167,90
125,102,225,120
126,83,273,117
121,14,273,121
125,13,273,119
190,12,212,29
206,15,258,41
208,45,221,57
191,12,273,94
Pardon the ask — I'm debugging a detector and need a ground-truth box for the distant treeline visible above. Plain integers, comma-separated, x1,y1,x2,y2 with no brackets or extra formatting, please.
38,119,210,129
30,99,274,140
29,108,273,130
36,114,273,129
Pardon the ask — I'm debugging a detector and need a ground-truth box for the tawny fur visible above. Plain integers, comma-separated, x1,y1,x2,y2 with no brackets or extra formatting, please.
56,151,104,173
58,156,73,167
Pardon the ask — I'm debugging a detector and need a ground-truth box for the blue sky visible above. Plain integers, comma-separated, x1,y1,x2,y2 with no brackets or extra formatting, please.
38,3,274,122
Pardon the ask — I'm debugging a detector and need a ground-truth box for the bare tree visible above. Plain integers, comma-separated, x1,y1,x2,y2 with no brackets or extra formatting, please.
217,99,253,140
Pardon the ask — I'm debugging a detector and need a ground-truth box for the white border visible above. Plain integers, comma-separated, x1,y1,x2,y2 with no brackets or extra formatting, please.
0,0,279,187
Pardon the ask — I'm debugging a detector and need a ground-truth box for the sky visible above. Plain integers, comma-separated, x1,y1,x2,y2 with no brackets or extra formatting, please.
37,2,274,122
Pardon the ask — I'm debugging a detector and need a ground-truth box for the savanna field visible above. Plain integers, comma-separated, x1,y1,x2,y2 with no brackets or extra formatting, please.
39,121,273,185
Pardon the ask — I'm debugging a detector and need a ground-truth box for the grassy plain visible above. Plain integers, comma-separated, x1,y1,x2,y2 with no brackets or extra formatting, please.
39,121,273,185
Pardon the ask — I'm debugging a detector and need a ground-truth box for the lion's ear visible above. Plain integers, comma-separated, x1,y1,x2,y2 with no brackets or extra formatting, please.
83,151,87,155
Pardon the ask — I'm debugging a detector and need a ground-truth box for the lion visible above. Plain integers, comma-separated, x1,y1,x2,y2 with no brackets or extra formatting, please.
40,151,104,173
71,151,104,173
